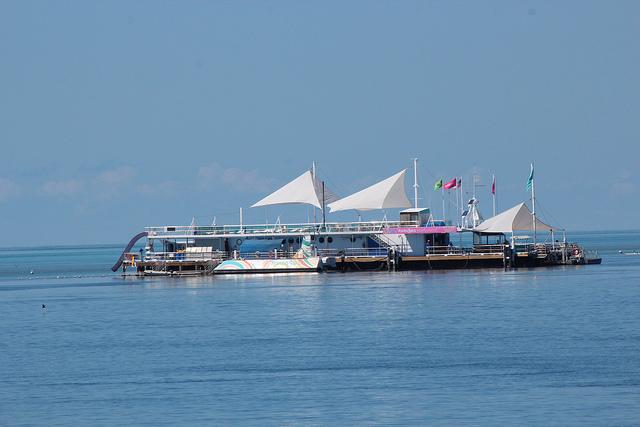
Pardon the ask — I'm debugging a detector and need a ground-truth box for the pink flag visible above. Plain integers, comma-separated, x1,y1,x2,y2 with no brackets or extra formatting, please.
443,177,457,190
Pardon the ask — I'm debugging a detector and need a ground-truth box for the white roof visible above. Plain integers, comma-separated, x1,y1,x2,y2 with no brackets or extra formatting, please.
328,169,412,212
400,208,430,214
473,202,557,233
251,170,338,210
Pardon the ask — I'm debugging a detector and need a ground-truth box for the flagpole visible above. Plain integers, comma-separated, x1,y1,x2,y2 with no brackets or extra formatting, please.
456,177,460,225
458,177,462,226
492,174,496,217
531,163,536,246
457,178,461,226
322,181,326,228
312,161,317,224
413,158,419,209
441,188,445,222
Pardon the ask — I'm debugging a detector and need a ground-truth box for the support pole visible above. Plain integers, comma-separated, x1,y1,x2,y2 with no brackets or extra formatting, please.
455,178,459,225
413,158,419,209
458,177,462,225
531,163,537,246
312,161,317,224
322,181,326,228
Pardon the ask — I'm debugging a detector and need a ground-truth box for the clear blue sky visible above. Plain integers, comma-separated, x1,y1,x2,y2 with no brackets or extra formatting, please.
1,1,638,245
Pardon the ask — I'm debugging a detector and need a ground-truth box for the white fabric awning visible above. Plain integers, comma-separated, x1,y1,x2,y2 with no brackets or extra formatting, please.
251,170,338,210
328,169,412,212
472,202,557,233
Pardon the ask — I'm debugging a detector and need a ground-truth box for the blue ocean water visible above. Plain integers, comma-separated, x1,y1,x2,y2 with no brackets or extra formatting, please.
1,231,639,426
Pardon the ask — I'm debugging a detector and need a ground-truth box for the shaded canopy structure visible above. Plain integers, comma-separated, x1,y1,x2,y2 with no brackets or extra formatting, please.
251,170,338,210
472,202,558,234
328,169,412,212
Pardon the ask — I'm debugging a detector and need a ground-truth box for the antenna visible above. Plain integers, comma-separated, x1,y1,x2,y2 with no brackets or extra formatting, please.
531,163,536,245
413,158,419,209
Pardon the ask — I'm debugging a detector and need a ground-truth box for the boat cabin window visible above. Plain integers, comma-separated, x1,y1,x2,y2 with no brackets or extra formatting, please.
425,233,450,247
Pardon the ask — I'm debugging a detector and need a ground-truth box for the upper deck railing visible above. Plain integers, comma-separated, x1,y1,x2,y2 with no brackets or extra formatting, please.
145,220,420,237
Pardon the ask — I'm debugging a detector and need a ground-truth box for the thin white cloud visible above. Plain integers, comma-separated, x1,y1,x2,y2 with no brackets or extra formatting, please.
92,166,138,199
611,169,637,196
198,163,277,193
613,182,636,195
137,181,180,196
96,166,136,186
0,177,20,201
41,179,84,197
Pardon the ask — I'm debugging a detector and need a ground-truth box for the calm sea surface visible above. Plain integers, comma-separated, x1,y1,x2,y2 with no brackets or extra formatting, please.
1,231,639,426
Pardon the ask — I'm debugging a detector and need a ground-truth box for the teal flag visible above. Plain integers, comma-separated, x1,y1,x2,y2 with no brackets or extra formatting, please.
525,164,534,191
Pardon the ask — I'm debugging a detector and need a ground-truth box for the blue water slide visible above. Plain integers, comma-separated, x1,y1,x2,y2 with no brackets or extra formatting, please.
111,232,148,272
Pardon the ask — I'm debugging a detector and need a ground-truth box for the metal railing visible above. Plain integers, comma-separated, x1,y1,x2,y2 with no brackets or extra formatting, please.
425,245,506,256
142,249,316,262
425,245,470,255
122,252,141,263
317,247,389,258
145,220,420,237
241,250,300,259
472,244,507,254
583,249,599,259
143,251,226,262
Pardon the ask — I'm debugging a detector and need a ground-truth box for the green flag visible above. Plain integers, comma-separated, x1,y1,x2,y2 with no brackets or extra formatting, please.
434,179,443,190
525,164,534,191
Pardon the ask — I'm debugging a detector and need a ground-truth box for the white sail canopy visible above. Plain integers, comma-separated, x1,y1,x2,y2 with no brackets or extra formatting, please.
473,202,557,233
328,169,412,212
251,170,338,210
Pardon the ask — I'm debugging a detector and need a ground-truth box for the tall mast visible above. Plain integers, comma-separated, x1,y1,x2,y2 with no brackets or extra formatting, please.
456,177,464,227
413,158,419,209
322,181,326,228
531,163,536,245
312,161,317,224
